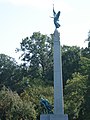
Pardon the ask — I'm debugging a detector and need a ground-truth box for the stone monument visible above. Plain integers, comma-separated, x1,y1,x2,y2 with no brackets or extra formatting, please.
40,5,68,120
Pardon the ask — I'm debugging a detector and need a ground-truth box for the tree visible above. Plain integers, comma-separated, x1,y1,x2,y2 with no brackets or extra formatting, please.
62,45,81,85
0,86,36,120
78,57,90,76
17,32,82,84
85,30,90,48
20,78,54,119
81,47,90,59
82,75,90,120
0,54,17,88
77,57,90,120
81,31,90,59
0,54,27,91
16,32,53,81
64,73,87,120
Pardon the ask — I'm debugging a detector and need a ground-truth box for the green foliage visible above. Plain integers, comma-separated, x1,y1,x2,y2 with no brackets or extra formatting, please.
78,57,90,75
1,31,90,120
16,32,53,80
62,45,81,85
0,86,36,120
20,78,54,119
82,78,90,120
17,32,82,85
81,47,90,59
81,31,90,59
78,75,90,120
85,30,90,48
0,54,28,92
64,73,87,120
0,54,18,88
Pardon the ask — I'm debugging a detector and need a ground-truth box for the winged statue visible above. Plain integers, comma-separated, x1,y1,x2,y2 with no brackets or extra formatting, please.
52,5,61,28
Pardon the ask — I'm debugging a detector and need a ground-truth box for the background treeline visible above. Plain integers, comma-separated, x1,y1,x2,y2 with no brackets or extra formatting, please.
0,31,90,120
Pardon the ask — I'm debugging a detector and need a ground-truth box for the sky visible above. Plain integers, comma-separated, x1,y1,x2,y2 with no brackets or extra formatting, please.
0,0,90,62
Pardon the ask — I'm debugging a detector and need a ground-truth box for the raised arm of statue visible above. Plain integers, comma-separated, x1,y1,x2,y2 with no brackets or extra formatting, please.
53,5,61,28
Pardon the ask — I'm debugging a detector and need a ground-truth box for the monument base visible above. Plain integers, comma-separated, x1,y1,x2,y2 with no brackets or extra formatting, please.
40,114,68,120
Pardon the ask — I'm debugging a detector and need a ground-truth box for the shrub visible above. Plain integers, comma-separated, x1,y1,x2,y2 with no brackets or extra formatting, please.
0,86,36,120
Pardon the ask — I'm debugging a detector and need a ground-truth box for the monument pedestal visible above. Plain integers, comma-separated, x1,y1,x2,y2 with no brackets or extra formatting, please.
40,114,68,120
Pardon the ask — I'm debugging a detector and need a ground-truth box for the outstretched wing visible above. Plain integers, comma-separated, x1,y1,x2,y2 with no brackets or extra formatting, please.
55,11,60,21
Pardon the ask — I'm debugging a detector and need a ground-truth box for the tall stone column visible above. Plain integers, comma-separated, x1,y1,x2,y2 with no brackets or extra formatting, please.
53,29,64,115
40,29,68,120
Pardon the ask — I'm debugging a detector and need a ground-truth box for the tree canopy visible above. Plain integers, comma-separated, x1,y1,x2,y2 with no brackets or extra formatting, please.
0,31,90,120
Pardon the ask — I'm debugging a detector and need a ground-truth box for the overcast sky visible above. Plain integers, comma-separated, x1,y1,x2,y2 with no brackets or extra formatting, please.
0,0,90,62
